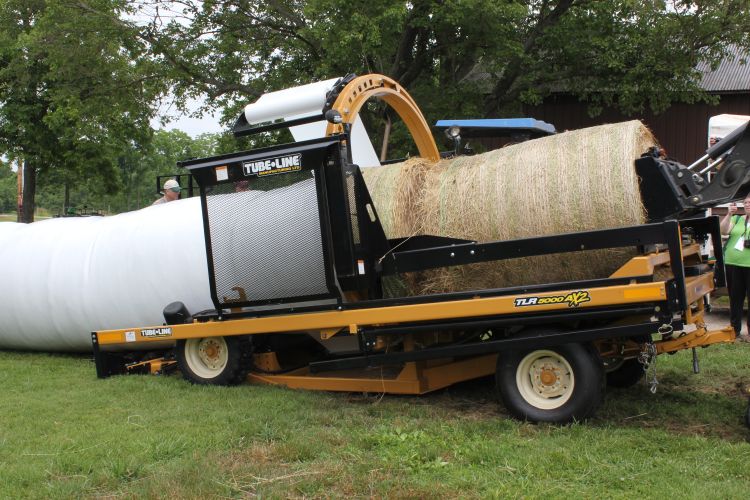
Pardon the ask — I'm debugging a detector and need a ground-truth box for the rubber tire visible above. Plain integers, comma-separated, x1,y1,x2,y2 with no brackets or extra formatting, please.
496,343,605,424
745,400,750,429
606,358,645,388
176,336,252,385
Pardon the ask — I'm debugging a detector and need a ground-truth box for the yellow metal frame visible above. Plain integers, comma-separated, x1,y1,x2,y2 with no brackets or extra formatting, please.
97,279,671,346
97,240,734,395
248,355,498,394
596,286,735,362
610,244,699,278
325,74,441,161
657,296,735,353
97,273,721,350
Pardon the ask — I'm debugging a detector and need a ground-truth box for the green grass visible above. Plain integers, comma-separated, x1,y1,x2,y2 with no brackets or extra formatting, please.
1,346,750,498
0,211,53,222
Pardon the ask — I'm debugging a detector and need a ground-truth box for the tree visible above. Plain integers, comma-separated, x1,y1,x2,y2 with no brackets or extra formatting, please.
0,159,16,214
126,0,749,156
31,129,226,214
0,0,164,222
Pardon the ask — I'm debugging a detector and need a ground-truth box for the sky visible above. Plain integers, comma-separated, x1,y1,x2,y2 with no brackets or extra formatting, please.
132,4,227,138
152,96,226,137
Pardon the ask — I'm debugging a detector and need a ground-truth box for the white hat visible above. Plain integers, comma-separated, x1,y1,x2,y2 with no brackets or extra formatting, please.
163,179,181,192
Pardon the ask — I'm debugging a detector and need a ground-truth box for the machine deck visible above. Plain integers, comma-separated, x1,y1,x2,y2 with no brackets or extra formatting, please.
93,238,734,394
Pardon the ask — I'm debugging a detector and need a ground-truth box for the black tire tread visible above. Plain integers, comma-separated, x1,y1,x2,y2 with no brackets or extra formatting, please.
606,358,645,388
496,343,605,424
177,336,253,386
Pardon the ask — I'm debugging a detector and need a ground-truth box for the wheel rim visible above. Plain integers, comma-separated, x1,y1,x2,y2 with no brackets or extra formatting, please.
516,350,575,410
184,337,229,379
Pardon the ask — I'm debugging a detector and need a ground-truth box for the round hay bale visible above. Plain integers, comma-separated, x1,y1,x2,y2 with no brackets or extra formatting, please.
362,120,656,294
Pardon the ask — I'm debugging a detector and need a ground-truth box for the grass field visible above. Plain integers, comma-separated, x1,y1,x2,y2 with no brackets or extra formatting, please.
0,212,53,222
1,345,750,498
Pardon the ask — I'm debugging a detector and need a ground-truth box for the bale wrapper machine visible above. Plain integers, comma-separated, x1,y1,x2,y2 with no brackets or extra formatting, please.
93,74,749,423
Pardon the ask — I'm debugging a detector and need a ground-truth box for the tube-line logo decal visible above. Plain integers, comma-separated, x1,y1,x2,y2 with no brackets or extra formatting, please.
140,327,173,338
514,290,591,308
243,154,302,177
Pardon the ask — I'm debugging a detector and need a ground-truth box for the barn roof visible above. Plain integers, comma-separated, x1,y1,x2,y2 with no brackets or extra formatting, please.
697,45,750,92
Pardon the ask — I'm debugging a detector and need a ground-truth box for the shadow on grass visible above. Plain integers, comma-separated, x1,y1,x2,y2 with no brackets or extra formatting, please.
342,373,750,442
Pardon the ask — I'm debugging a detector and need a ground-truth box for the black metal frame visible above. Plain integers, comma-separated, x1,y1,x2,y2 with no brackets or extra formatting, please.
182,137,345,314
679,216,726,287
377,217,726,314
232,113,326,138
302,216,724,373
177,104,724,362
180,123,722,320
310,317,681,372
636,120,750,221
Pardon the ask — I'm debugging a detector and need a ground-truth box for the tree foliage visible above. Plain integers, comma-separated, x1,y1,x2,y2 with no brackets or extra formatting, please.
0,0,164,221
3,1,750,216
0,160,16,213
131,0,750,130
33,129,222,214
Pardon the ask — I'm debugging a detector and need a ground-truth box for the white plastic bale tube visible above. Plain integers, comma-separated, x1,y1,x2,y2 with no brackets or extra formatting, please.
0,199,213,352
0,177,331,352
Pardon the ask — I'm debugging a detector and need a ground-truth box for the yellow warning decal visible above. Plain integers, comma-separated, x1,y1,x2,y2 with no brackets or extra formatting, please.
514,290,591,308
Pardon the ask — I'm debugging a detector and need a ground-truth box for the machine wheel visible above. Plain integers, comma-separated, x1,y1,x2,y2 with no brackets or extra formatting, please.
496,343,605,424
176,336,252,385
605,358,645,388
745,400,750,429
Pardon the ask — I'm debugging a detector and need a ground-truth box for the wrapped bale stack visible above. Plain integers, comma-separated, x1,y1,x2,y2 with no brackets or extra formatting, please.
362,120,656,294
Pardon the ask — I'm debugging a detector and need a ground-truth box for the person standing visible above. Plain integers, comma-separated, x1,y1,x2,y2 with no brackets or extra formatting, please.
720,194,750,341
152,179,181,205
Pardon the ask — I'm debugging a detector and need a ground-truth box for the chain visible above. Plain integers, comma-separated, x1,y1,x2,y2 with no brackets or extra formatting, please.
638,342,659,394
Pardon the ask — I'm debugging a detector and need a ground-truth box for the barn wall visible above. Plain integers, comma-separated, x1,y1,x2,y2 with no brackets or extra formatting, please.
523,93,750,163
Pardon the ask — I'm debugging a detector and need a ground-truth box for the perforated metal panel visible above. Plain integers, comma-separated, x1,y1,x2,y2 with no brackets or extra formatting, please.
204,171,331,306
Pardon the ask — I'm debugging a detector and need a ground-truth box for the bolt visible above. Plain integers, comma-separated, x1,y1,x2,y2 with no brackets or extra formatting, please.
450,252,455,258
470,250,475,255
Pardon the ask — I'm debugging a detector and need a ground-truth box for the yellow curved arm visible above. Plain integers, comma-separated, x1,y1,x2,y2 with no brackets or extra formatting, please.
325,74,440,162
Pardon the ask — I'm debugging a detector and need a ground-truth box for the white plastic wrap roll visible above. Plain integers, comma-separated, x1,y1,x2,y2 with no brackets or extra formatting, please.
243,78,340,124
0,198,213,351
243,77,381,168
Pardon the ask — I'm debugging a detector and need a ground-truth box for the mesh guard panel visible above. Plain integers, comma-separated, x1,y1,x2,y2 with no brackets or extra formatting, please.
204,171,331,306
